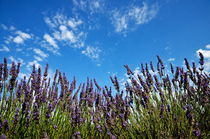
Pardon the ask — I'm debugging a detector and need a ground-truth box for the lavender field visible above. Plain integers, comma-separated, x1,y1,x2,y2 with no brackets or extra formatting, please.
0,53,209,138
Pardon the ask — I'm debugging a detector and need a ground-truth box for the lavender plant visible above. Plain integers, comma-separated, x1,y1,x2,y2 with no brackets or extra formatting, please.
0,53,209,138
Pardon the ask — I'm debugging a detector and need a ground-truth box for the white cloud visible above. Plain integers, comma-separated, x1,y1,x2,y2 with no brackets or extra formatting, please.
167,58,175,62
18,72,31,80
72,0,87,10
8,56,15,62
27,60,41,70
111,2,158,34
68,19,83,29
196,49,210,58
33,48,48,58
8,56,24,65
0,24,15,31
0,24,8,30
72,0,104,14
40,43,61,55
13,36,24,44
0,45,10,52
10,26,15,31
96,63,101,67
44,13,83,29
16,48,23,52
34,56,43,62
44,13,85,49
4,35,13,44
16,31,31,39
112,12,128,33
13,31,32,44
44,17,56,28
92,1,100,9
206,44,210,49
81,46,101,60
128,2,157,25
44,34,59,49
58,25,77,43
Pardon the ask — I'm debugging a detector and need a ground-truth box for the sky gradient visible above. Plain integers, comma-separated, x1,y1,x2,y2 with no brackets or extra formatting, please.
0,0,210,86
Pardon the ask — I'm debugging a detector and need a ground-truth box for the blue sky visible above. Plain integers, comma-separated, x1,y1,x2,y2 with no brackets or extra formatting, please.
0,0,210,86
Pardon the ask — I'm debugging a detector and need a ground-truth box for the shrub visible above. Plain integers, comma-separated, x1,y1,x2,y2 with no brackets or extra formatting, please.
0,53,209,138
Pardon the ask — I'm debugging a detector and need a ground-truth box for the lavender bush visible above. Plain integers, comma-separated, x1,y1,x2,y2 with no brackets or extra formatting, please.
0,53,209,138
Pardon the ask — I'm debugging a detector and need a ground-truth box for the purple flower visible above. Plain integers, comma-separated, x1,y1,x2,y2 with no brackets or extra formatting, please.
16,62,20,75
150,61,155,72
170,63,174,74
160,104,164,119
16,81,23,99
44,64,48,78
192,62,196,74
33,103,40,124
53,125,58,129
193,129,201,136
3,120,9,131
46,113,51,119
183,104,193,111
0,63,3,81
73,131,81,139
199,52,204,66
167,104,170,112
13,108,20,126
186,111,192,120
124,65,133,75
96,125,102,132
184,58,191,71
108,131,116,139
94,79,101,90
74,132,80,136
122,121,128,127
3,58,8,80
0,134,7,139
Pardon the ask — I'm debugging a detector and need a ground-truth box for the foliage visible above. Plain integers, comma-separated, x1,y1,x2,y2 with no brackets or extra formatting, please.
0,53,209,138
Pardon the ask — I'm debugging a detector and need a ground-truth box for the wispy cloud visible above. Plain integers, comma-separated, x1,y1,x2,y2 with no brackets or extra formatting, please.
40,43,61,56
43,34,59,49
44,13,86,48
44,13,82,30
44,12,103,62
0,45,10,52
67,19,83,30
13,31,32,44
0,24,15,31
33,48,48,58
167,58,175,62
54,25,77,43
1,1,158,67
34,56,43,62
27,60,41,70
205,44,210,49
111,2,158,34
72,0,105,14
81,46,101,60
8,56,25,65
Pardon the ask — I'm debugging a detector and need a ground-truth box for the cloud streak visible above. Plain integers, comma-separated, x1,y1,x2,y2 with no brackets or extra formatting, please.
81,46,102,60
44,12,103,61
13,31,32,44
33,48,49,58
0,45,10,52
111,2,158,34
44,34,59,49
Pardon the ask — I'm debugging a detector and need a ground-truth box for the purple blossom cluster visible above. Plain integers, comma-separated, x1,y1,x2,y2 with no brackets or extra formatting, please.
0,53,209,138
